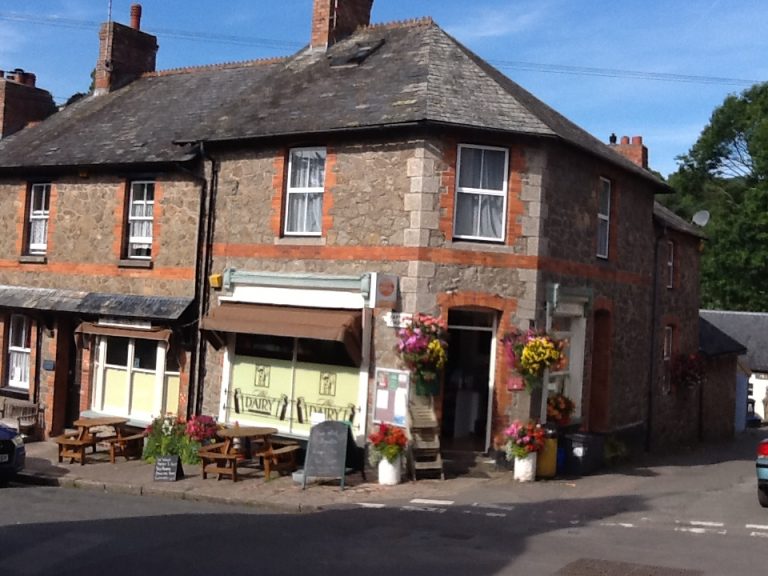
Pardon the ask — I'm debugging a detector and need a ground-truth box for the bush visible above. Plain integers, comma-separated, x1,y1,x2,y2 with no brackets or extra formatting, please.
143,415,204,465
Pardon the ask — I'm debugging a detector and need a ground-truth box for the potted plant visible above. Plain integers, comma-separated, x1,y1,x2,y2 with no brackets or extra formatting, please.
502,328,564,392
395,313,449,395
505,420,545,482
368,423,408,485
546,392,576,427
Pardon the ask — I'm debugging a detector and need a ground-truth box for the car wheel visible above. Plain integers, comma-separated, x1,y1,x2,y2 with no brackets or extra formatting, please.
759,487,768,508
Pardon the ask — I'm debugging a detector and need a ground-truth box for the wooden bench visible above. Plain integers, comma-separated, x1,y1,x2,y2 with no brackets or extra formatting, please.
0,397,44,439
254,443,301,480
199,442,240,482
108,429,146,464
55,435,93,465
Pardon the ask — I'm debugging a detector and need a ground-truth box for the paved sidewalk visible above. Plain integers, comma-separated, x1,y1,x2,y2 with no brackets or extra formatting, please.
15,440,515,512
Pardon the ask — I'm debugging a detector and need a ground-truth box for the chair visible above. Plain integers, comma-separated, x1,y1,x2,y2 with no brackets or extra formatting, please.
198,442,240,481
108,428,147,463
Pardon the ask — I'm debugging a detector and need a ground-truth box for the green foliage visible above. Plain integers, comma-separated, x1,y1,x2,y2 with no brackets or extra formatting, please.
142,416,202,466
661,82,768,311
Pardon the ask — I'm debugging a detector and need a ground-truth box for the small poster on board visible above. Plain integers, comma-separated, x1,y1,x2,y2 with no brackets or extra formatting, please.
373,368,410,426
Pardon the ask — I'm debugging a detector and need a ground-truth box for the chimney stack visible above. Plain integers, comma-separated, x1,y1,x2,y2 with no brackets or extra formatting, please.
311,0,374,49
0,68,56,138
94,3,158,95
130,4,142,30
610,134,649,170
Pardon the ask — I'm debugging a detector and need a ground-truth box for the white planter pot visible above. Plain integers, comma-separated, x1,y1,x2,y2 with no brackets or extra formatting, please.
378,455,402,485
514,452,537,482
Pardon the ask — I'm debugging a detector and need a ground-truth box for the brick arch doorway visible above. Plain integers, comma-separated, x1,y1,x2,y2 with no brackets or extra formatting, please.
442,308,497,453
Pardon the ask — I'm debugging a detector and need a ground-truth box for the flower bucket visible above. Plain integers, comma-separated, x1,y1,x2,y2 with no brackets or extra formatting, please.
378,454,402,485
514,452,537,482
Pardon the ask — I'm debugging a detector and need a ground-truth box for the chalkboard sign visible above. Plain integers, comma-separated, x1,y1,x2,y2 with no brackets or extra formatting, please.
302,421,353,490
153,455,184,481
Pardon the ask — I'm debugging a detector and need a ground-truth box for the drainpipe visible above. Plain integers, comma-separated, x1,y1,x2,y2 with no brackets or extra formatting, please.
645,227,666,452
189,141,219,417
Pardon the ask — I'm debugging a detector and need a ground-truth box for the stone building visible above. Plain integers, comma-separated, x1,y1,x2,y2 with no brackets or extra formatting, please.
0,1,714,460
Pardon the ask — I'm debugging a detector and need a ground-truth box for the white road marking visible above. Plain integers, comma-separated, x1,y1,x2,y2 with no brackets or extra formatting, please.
674,527,727,535
749,531,768,538
746,523,768,530
600,522,635,528
471,502,516,511
410,498,454,506
358,503,386,508
485,512,507,518
688,520,724,528
401,505,447,514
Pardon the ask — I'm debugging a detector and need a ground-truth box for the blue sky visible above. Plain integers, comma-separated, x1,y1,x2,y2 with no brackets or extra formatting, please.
1,0,766,178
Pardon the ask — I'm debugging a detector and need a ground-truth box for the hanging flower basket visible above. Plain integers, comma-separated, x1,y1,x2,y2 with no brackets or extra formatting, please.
501,328,565,393
395,313,448,396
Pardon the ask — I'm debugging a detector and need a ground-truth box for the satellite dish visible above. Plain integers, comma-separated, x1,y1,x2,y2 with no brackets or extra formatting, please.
692,210,710,227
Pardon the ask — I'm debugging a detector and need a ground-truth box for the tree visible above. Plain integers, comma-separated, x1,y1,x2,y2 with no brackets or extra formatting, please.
661,82,768,311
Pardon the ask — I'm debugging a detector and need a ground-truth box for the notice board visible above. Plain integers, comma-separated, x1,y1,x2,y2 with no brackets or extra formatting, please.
373,368,409,426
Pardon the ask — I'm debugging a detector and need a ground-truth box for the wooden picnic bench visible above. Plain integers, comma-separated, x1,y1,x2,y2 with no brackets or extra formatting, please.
198,442,240,482
254,441,301,480
108,428,146,464
55,434,94,465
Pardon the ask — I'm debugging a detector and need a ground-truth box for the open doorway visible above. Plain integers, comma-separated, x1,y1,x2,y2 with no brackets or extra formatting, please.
442,309,495,453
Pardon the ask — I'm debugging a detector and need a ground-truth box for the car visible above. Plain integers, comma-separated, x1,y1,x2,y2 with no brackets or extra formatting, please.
0,424,25,483
757,438,768,507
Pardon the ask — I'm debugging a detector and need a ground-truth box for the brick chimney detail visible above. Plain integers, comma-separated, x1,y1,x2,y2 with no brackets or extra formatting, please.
94,4,158,95
130,4,142,30
0,69,56,138
610,134,648,169
311,0,374,49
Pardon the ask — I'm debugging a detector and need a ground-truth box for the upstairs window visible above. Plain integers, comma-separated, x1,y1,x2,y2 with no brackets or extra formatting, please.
454,144,508,241
127,181,154,259
285,148,326,235
27,183,50,255
666,241,675,289
597,177,611,259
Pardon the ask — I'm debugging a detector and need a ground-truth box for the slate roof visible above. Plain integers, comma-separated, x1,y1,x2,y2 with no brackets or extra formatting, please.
699,316,747,358
700,310,768,372
0,19,668,190
653,202,707,238
0,285,193,320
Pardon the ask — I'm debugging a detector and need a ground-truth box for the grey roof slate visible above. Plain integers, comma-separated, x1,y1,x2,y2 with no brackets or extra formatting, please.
699,316,747,358
0,19,669,190
700,310,768,372
0,285,192,320
653,202,707,238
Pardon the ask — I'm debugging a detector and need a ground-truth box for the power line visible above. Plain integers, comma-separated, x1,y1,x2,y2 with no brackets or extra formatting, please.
0,11,761,88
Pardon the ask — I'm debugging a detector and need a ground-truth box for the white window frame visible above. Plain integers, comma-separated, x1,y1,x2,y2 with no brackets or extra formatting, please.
597,177,611,259
662,325,673,394
92,335,170,421
7,315,31,389
453,144,509,242
666,241,674,289
127,180,155,259
28,183,51,255
284,147,326,236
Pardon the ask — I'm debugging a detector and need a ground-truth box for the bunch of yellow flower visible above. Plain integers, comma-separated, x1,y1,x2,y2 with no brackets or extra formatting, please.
520,335,562,377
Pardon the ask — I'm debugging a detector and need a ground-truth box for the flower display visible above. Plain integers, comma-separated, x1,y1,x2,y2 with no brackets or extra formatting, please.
504,420,545,460
185,414,219,443
368,423,408,465
672,352,705,390
396,313,448,395
502,328,564,392
546,393,576,426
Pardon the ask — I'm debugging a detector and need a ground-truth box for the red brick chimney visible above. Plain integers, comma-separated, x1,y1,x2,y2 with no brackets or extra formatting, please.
311,0,374,49
94,3,158,95
610,133,648,169
0,69,57,138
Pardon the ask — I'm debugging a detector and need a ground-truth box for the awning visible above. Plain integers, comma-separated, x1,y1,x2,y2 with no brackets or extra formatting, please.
75,322,171,342
201,303,362,365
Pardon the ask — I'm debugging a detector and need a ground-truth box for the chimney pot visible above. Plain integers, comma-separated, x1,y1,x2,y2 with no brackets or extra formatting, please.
620,136,630,145
130,4,142,30
631,136,643,146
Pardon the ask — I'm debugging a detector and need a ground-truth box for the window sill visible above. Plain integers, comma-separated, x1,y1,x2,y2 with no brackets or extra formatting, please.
18,255,47,265
450,240,512,253
274,236,326,246
118,259,153,269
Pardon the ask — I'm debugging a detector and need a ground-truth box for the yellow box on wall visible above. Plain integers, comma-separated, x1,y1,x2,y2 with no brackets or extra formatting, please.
209,273,223,289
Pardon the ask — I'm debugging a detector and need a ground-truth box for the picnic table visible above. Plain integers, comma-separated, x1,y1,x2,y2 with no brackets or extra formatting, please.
198,425,298,482
55,416,131,465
